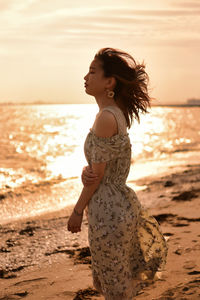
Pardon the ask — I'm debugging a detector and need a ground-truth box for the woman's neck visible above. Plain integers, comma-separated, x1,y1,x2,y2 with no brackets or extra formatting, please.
95,96,118,111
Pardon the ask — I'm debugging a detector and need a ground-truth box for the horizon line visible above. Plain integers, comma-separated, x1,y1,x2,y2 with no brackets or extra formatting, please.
0,101,199,107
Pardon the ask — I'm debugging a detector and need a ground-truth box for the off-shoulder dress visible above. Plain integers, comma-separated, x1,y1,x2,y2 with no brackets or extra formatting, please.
84,106,168,300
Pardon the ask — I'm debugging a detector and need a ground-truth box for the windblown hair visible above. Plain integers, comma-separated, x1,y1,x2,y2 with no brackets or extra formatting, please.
95,47,151,128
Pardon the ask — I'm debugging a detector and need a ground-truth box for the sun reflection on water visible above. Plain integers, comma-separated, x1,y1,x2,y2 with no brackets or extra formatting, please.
2,105,200,188
130,111,166,158
1,105,200,222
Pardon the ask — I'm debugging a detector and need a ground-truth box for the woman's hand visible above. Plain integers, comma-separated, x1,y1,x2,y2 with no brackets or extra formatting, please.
67,211,83,233
81,165,99,186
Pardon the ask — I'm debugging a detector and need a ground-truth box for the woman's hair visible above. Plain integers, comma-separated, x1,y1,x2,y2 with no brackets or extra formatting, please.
95,47,151,128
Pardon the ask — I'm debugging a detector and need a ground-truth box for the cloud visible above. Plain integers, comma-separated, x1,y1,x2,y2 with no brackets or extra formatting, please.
172,0,200,9
0,0,38,14
99,7,200,16
0,1,200,56
0,0,13,11
0,0,199,103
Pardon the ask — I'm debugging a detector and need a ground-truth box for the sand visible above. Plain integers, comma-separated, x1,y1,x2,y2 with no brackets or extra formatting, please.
0,164,200,300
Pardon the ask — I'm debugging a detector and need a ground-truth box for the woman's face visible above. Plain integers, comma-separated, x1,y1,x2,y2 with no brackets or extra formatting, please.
84,59,108,97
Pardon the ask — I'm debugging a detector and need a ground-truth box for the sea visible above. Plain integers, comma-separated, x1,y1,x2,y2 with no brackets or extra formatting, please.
1,104,200,224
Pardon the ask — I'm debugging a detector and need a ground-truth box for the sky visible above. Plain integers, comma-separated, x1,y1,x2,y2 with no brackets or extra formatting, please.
0,0,200,105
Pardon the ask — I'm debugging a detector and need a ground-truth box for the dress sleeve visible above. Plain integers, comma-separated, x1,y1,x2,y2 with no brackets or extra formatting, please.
90,132,129,163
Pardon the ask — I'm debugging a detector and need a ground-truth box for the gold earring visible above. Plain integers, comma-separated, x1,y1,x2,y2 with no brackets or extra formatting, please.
107,90,115,98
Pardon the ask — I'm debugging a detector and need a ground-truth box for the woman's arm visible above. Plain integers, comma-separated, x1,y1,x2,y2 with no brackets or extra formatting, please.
74,162,106,213
67,162,106,233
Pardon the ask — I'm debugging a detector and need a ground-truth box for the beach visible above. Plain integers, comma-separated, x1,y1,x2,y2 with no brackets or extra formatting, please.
0,163,200,300
1,0,200,296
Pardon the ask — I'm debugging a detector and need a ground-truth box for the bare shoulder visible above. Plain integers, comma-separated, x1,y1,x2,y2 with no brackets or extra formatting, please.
94,110,118,138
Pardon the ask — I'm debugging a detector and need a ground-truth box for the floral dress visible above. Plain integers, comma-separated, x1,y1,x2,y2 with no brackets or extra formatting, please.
84,106,168,300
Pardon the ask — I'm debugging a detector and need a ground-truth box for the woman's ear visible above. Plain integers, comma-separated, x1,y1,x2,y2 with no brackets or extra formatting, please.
106,77,116,90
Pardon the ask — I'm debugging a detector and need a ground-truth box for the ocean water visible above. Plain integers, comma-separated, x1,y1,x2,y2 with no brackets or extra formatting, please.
1,104,200,223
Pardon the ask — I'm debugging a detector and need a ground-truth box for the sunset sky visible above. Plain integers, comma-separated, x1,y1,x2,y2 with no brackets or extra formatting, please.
0,0,200,104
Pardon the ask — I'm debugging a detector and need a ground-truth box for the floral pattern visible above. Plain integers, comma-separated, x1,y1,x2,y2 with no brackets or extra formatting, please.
84,106,168,300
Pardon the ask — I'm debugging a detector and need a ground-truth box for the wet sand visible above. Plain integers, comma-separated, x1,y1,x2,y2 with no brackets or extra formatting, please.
0,164,200,299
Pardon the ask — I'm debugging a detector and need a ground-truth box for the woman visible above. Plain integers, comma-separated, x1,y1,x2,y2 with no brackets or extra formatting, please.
67,48,168,299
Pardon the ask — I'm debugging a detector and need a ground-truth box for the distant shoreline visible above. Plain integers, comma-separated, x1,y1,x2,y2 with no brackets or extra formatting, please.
0,102,200,107
153,104,200,107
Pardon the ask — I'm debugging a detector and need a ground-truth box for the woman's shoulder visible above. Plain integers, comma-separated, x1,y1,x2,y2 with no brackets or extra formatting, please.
93,109,118,138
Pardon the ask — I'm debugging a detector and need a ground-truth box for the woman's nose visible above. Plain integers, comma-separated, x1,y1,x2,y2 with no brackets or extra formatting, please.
84,73,88,80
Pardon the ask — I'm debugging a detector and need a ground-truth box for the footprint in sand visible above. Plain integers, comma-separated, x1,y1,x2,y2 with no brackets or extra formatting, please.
0,291,28,299
183,261,197,270
188,270,200,275
172,190,198,201
159,279,200,299
73,287,100,300
14,277,47,287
